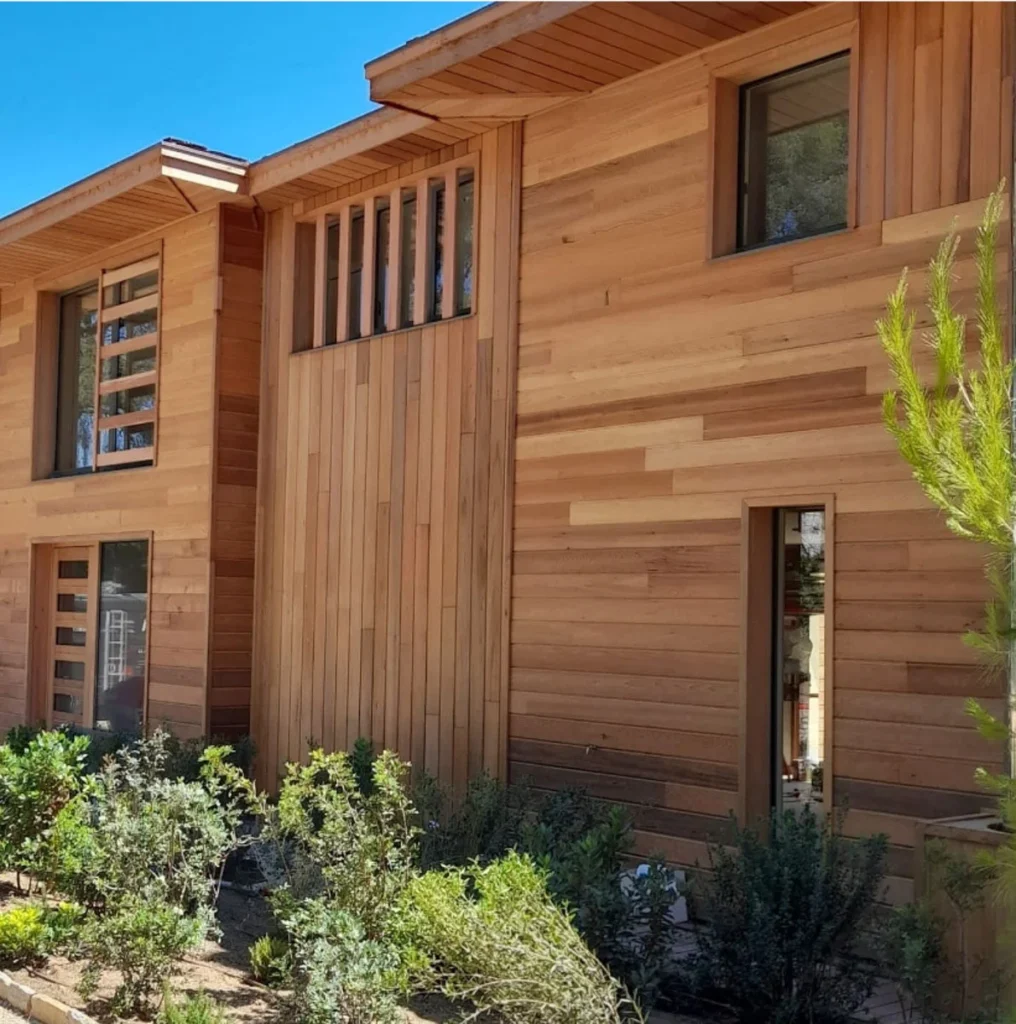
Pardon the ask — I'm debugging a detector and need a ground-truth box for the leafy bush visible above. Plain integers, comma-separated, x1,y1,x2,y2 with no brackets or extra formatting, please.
248,933,292,988
157,989,227,1024
872,900,944,1024
0,906,49,966
0,729,89,890
79,895,208,1017
398,851,642,1024
284,901,402,1024
682,807,887,1024
269,748,418,941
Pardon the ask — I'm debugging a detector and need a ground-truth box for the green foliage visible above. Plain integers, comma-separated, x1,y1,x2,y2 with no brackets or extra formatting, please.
0,906,49,966
349,736,376,796
3,724,42,755
248,933,293,988
683,808,887,1024
270,748,418,941
283,901,402,1024
157,988,227,1024
872,900,944,1023
78,895,208,1017
0,729,89,890
398,850,642,1024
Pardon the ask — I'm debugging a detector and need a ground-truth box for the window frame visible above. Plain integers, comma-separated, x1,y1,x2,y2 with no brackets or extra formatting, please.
706,22,859,260
289,153,479,352
33,246,163,478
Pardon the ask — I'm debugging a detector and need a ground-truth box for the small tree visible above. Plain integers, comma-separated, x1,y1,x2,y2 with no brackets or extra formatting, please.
878,184,1016,899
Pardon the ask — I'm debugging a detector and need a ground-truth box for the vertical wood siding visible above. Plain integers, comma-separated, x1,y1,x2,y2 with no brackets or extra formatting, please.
0,211,221,738
511,1,1012,892
252,125,522,789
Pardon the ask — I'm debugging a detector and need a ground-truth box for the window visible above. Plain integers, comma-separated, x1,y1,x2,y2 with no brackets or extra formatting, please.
738,54,850,250
42,539,149,733
289,156,477,351
51,255,160,474
772,508,826,813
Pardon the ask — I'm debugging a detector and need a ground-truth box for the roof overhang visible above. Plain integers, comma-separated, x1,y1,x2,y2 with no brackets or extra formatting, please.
0,140,248,286
366,1,817,124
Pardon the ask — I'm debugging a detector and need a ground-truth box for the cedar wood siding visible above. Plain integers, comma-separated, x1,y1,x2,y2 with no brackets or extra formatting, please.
509,1,1012,899
0,205,261,740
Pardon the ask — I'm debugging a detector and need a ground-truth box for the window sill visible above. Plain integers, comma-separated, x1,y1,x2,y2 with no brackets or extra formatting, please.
291,310,476,356
31,461,156,485
709,225,857,265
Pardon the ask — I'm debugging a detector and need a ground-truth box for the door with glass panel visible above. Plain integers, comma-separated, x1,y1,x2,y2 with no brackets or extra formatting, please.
41,540,149,733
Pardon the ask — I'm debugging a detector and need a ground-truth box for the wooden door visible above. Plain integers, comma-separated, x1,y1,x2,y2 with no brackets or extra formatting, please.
47,545,99,729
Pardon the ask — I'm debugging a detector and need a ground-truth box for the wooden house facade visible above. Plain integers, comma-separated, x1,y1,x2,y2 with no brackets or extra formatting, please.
0,2,1012,896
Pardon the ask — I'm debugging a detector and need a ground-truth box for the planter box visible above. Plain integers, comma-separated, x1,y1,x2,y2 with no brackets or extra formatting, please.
915,813,1013,1018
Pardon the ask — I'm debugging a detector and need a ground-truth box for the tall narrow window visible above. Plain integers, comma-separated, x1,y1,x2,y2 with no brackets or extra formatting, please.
324,216,340,345
373,200,391,335
93,539,148,733
429,179,446,322
773,508,826,813
399,190,417,329
292,222,316,352
738,53,849,250
348,207,365,340
454,169,474,315
54,285,99,475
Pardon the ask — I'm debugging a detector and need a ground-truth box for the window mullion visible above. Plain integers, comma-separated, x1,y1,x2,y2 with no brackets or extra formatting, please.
386,187,402,333
360,196,376,341
441,167,458,321
312,213,327,348
412,178,430,326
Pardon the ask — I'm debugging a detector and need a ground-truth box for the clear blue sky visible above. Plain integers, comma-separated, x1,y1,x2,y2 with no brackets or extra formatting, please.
0,2,486,218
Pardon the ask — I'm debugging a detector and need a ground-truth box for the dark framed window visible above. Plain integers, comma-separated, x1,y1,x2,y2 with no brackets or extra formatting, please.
429,179,446,323
348,208,365,341
54,284,99,475
373,200,391,336
737,53,850,251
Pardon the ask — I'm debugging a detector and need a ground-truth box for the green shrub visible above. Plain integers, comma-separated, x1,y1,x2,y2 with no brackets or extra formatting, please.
0,729,89,890
157,988,227,1024
349,736,376,796
78,895,208,1017
398,851,641,1024
3,724,42,755
682,807,887,1024
248,933,293,988
284,901,402,1024
872,900,944,1024
270,748,418,941
0,906,49,966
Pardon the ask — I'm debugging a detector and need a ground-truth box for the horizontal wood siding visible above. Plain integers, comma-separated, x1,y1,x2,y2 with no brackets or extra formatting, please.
0,211,221,738
512,1,1011,889
208,206,264,737
252,125,521,789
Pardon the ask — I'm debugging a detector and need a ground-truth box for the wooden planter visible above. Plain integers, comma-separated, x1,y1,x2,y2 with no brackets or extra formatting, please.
915,813,1014,1018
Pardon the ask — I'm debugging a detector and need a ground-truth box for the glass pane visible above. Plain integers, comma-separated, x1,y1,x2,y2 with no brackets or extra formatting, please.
102,308,157,347
99,422,155,457
57,593,87,613
54,285,98,474
455,170,474,315
58,560,88,579
400,191,417,328
776,508,826,814
373,202,391,335
53,692,83,716
324,217,340,345
56,626,86,648
100,384,156,418
739,54,849,250
94,539,148,734
104,269,158,306
348,208,364,340
54,660,85,682
430,181,446,322
100,346,156,382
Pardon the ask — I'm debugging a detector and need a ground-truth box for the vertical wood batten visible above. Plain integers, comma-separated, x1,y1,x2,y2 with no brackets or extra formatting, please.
312,214,326,348
361,196,377,340
442,167,458,321
413,178,430,326
387,187,403,332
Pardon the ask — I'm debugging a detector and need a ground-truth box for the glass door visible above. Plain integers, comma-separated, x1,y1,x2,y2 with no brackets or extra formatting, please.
48,545,99,728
